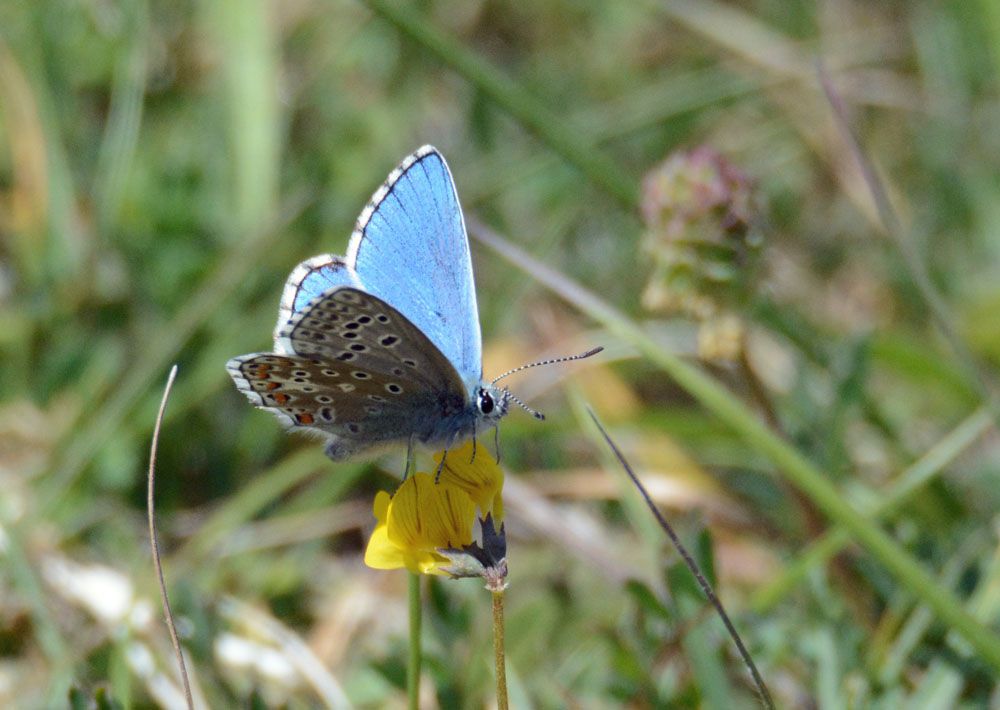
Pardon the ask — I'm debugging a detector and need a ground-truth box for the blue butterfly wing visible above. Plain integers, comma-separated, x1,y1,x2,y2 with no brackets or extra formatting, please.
276,256,361,335
346,146,482,391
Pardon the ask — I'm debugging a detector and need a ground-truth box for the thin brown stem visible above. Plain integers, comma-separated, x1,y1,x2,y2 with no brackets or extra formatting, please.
491,589,509,710
147,365,193,710
587,407,775,709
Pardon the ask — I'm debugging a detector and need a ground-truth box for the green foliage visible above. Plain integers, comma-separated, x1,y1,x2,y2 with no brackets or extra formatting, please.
2,1,999,707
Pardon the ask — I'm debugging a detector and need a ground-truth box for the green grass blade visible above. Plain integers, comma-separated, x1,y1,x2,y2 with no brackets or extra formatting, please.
361,0,639,210
752,407,993,612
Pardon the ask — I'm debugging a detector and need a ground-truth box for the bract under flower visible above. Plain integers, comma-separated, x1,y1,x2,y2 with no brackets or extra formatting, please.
434,440,504,521
364,473,476,575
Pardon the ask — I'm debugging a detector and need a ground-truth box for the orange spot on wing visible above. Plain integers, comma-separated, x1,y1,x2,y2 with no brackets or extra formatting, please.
297,413,315,425
272,393,289,404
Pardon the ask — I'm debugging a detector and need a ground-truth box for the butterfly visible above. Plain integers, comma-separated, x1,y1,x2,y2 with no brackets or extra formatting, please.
227,145,599,462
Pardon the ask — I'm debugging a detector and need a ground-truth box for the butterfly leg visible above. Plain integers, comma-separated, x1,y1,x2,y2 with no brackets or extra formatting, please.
494,425,501,465
435,448,448,483
435,431,460,483
404,435,416,481
470,421,477,463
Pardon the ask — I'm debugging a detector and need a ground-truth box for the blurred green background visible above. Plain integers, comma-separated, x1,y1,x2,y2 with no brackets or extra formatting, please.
3,0,1000,707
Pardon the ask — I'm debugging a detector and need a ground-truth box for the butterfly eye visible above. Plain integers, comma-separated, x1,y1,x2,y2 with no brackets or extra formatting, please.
478,389,495,415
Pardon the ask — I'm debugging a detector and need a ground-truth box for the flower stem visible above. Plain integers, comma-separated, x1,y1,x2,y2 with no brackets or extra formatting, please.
407,573,422,710
491,589,509,710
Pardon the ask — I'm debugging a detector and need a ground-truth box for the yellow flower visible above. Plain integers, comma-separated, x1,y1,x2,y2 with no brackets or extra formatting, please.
434,440,504,521
364,473,476,575
364,441,508,578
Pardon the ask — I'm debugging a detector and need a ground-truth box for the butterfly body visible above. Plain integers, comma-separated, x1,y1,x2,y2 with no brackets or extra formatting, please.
228,146,509,459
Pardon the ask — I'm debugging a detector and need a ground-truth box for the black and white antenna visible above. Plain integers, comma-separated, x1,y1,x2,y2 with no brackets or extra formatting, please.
491,346,604,386
493,346,604,421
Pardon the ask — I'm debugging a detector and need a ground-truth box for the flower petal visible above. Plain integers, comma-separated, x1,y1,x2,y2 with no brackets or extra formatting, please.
388,474,475,549
373,490,391,524
434,441,504,519
363,524,407,570
366,473,478,575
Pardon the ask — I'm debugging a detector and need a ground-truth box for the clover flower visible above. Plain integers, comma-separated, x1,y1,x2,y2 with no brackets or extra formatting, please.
640,146,760,361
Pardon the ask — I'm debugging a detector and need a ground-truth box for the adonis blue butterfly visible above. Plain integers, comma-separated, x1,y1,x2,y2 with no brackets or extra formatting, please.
227,146,600,461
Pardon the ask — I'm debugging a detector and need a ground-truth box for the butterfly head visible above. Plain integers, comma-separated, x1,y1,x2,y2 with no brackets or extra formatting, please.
481,346,605,425
476,385,511,424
